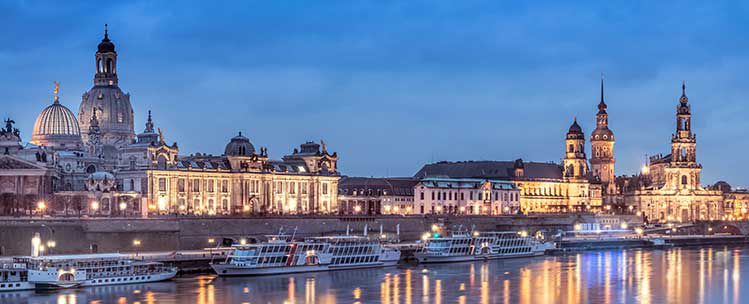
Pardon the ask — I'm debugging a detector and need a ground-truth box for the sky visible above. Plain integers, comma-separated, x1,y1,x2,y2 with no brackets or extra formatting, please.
1,1,748,187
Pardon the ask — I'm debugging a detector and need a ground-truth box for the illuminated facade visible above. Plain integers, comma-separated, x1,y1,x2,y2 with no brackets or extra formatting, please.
623,83,724,222
413,178,519,215
337,177,418,215
0,26,340,217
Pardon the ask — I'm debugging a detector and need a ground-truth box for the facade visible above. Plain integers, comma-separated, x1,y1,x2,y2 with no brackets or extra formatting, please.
0,26,340,217
337,177,418,215
623,83,724,222
413,177,519,215
415,158,602,214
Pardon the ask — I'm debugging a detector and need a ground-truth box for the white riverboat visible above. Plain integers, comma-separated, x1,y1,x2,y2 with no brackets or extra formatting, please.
0,263,33,292
415,231,554,263
211,235,401,276
12,253,177,290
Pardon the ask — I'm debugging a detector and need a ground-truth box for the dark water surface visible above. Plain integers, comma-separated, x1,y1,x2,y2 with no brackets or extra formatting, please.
6,246,749,304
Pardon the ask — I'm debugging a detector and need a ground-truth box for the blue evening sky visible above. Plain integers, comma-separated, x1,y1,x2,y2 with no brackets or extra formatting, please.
1,1,748,187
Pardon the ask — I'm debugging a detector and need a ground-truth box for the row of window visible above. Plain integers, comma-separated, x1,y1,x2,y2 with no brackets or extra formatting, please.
157,178,330,196
422,191,518,202
332,255,378,265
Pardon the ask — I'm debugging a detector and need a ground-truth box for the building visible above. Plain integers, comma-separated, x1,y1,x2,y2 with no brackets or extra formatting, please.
0,26,340,217
622,83,724,222
589,78,619,208
413,177,519,215
337,177,418,215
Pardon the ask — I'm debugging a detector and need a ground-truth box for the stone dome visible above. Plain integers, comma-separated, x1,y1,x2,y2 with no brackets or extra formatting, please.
97,25,115,53
31,99,83,149
224,132,255,156
79,85,135,147
566,119,585,140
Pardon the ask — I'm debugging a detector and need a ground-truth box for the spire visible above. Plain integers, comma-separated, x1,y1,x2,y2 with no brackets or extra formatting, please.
104,24,109,41
53,81,60,104
144,110,154,133
679,80,689,104
597,74,607,114
90,108,99,127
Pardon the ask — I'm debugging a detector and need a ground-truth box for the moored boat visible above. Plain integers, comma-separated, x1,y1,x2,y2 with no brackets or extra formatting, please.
211,234,401,276
415,231,554,264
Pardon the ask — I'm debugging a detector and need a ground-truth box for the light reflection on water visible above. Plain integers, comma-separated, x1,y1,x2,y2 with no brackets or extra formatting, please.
10,246,749,304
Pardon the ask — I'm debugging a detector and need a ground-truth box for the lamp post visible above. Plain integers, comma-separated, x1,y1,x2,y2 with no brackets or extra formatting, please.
46,240,56,255
91,201,99,216
133,239,141,257
119,201,127,217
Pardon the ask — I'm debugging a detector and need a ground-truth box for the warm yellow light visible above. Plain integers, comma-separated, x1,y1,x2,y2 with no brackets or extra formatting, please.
459,206,466,213
240,238,247,245
574,224,583,231
421,232,431,241
620,222,628,230
119,202,127,211
46,240,56,248
39,245,45,253
91,201,100,211
634,227,644,235
243,205,251,212
472,231,480,237
31,235,41,246
37,201,46,210
157,196,168,211
133,239,141,246
519,230,528,237
435,206,443,212
431,224,439,232
641,165,650,175
354,205,362,213
208,238,215,244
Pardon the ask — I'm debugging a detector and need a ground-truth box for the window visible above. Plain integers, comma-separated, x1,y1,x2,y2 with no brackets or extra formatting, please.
158,178,167,192
192,179,201,192
178,179,186,193
568,144,574,152
289,182,296,194
682,175,688,185
207,180,214,192
322,183,329,195
420,192,424,200
301,182,308,195
275,181,283,194
431,192,435,200
221,180,229,193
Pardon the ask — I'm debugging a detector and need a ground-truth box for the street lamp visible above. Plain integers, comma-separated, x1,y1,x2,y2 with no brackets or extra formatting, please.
91,201,99,214
46,240,56,255
208,238,216,245
133,239,141,257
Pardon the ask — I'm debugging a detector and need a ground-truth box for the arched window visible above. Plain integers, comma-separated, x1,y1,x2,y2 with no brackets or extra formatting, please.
681,175,688,185
568,144,573,152
106,58,113,73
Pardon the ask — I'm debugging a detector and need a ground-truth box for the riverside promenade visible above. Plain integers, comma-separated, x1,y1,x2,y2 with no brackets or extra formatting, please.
0,214,643,256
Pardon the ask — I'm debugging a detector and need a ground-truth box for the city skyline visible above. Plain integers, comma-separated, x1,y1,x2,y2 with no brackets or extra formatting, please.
2,1,748,186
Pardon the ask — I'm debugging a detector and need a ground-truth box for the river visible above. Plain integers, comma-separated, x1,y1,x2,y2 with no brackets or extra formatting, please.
7,246,748,303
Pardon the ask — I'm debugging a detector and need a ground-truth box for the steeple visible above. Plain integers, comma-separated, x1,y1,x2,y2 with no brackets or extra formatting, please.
679,80,689,105
144,110,154,133
597,74,607,114
94,24,118,86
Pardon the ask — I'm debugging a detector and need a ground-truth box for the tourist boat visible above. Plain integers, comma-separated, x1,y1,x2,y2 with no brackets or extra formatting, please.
12,253,177,290
0,263,33,292
211,235,401,276
414,231,554,263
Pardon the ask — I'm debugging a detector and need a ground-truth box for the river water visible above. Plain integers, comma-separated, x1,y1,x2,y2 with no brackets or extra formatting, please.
6,246,749,304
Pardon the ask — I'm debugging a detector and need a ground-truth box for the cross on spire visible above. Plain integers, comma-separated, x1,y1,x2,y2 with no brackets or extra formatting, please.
53,81,60,104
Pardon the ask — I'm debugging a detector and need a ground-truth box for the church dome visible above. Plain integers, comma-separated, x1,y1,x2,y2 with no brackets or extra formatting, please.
224,132,255,156
31,98,82,149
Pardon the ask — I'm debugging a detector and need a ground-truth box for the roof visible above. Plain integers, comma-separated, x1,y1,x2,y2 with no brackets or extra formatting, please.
338,177,418,196
418,177,516,190
414,160,563,180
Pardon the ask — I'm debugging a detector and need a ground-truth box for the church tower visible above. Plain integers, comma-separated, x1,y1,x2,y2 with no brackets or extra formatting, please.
79,24,135,149
590,77,616,188
564,118,588,179
668,82,701,189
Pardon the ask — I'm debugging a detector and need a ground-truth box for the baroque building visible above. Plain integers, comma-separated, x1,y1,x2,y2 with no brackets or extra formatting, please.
0,26,341,217
337,177,418,215
589,78,619,207
622,83,724,222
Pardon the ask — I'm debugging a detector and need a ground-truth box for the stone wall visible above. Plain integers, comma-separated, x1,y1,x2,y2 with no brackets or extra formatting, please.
0,215,643,256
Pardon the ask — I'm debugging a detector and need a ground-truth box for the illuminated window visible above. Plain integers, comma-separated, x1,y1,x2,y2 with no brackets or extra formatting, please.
177,179,186,193
192,179,201,192
158,178,167,192
322,183,329,195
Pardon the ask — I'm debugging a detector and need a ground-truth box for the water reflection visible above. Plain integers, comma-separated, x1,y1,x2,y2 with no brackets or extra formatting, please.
13,246,749,303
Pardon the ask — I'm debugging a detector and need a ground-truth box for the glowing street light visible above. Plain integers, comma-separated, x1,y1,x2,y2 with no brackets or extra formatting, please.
634,227,644,235
208,238,216,245
119,202,127,211
243,205,251,213
90,201,100,212
574,223,583,231
239,238,247,245
353,205,362,213
36,201,46,211
620,222,629,230
133,239,141,257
